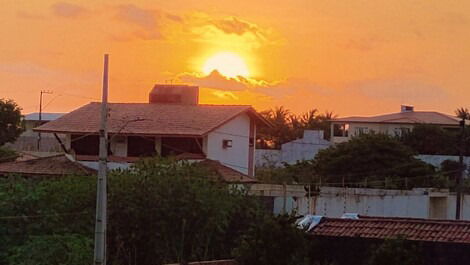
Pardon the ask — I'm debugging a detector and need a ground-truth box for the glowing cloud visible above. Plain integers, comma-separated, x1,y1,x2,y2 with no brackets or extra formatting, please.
202,52,250,78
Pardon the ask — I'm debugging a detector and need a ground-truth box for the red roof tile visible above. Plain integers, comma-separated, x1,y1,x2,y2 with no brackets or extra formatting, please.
310,216,470,244
0,155,95,176
198,159,258,184
333,111,459,126
34,102,270,136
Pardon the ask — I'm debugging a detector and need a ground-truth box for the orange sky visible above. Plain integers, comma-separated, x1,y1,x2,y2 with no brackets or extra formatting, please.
2,0,470,117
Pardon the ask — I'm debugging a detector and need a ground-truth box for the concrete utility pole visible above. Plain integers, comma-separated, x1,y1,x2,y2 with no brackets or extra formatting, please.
37,90,52,150
456,117,466,220
94,54,109,265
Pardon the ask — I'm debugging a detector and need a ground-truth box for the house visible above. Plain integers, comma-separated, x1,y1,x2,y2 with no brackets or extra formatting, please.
330,105,461,144
33,84,270,177
5,112,64,152
256,130,330,167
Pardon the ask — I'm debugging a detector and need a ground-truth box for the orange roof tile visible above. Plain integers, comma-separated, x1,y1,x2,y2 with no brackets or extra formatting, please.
310,216,470,244
0,155,95,176
34,102,270,136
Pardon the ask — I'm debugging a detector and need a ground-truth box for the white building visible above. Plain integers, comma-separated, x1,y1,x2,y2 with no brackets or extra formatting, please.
256,130,331,167
34,84,270,177
330,105,461,144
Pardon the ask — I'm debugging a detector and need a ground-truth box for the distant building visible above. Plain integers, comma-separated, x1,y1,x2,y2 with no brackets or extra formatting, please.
34,84,270,177
330,105,461,144
256,130,330,167
5,112,65,152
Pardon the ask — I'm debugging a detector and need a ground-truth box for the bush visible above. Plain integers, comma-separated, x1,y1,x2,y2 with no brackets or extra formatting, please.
0,157,263,265
233,214,310,265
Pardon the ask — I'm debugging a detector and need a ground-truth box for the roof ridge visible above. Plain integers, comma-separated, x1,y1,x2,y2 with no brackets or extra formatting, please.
326,216,470,225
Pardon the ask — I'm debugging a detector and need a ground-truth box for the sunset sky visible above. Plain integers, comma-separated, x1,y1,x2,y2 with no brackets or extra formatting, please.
2,0,470,117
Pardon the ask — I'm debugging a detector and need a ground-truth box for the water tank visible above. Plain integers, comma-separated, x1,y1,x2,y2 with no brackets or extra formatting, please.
149,84,199,105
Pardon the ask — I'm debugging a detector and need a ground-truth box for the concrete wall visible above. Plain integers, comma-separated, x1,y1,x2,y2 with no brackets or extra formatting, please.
206,114,251,175
249,184,470,220
256,130,330,167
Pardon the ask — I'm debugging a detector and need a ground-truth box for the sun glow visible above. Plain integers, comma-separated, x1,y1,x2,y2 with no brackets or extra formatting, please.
202,52,250,78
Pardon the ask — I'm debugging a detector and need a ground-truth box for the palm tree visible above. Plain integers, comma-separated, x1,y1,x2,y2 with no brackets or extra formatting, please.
455,107,470,120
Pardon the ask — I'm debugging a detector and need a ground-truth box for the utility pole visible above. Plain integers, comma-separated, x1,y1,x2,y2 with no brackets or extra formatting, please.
37,90,53,150
456,117,466,220
94,54,109,265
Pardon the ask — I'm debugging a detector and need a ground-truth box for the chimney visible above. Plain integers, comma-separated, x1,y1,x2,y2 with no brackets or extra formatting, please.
401,105,414,113
149,84,199,105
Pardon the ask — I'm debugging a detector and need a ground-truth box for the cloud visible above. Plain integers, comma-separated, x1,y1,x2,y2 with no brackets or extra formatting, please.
51,2,88,18
178,70,272,91
16,11,45,20
211,17,265,39
113,4,182,40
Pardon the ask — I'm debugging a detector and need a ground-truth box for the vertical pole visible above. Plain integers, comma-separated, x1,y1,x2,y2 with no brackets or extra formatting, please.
37,91,43,150
456,118,466,220
94,54,109,265
282,182,287,214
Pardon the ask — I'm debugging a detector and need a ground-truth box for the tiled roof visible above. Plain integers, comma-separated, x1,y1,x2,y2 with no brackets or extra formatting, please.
198,159,258,184
310,216,470,244
333,111,459,126
0,155,95,176
34,102,269,136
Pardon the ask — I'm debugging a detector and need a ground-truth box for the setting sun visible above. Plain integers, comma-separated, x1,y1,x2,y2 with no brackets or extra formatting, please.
202,52,250,78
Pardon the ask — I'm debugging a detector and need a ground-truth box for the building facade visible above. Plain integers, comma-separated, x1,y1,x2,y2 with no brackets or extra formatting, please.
330,105,461,144
34,84,269,176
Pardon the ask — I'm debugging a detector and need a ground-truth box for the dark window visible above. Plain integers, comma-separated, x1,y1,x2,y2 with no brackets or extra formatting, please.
71,134,99,155
161,137,203,156
127,136,156,157
333,124,349,137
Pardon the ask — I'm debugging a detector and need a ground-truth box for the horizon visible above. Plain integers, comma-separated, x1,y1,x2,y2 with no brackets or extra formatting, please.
2,0,470,117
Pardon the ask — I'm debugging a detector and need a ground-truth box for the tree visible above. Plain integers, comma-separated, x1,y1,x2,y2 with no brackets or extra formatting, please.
401,124,457,155
233,214,310,265
257,106,336,148
313,133,435,188
0,99,23,146
455,107,470,120
0,158,263,265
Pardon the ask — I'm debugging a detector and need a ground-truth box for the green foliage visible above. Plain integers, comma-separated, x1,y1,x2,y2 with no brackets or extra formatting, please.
367,237,423,265
0,99,23,146
313,133,436,188
7,234,93,265
107,157,261,264
233,214,310,265
401,124,458,155
0,146,18,162
256,160,318,184
0,157,263,265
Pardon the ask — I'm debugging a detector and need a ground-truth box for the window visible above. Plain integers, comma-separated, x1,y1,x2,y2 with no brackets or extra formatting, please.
161,137,203,156
71,134,99,156
333,123,349,137
393,127,410,137
354,127,369,135
127,136,156,157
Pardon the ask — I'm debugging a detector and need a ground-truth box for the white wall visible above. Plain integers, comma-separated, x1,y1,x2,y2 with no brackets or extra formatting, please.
206,114,251,175
250,185,470,220
256,130,330,167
